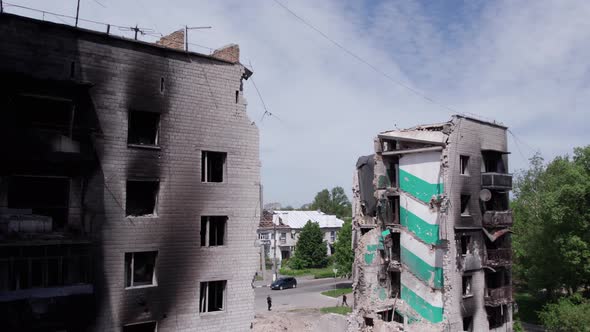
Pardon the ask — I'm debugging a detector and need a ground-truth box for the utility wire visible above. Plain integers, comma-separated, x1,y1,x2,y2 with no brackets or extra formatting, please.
90,0,106,8
271,0,456,114
248,61,279,123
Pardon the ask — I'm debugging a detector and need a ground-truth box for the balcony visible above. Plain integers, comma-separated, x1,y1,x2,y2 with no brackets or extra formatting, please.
482,173,512,190
485,249,512,268
485,286,513,306
483,210,513,227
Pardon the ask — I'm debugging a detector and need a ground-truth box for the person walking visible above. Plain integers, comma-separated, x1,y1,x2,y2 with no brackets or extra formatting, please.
267,295,272,311
342,294,348,307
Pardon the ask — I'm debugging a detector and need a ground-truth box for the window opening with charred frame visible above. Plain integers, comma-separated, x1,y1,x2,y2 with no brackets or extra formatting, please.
460,195,471,215
126,180,159,217
200,280,226,313
125,251,157,288
160,77,165,94
201,151,226,183
7,176,70,231
128,110,160,147
462,275,473,297
200,216,227,246
460,155,470,175
460,235,471,256
123,321,157,332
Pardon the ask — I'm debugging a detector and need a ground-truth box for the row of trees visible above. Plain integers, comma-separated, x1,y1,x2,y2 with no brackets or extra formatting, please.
512,146,590,329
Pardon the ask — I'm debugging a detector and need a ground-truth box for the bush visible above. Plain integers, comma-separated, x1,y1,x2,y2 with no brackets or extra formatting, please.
513,319,524,332
539,294,590,331
313,268,336,279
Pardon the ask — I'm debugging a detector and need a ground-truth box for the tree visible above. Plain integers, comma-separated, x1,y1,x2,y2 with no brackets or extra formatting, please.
512,147,590,296
290,221,328,269
309,186,352,218
333,219,353,278
539,294,590,331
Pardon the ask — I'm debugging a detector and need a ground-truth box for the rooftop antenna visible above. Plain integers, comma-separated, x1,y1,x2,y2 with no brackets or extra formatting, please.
75,0,80,26
185,25,212,51
119,25,155,40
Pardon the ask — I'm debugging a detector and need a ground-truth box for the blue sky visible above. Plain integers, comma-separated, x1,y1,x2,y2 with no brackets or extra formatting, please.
5,0,590,207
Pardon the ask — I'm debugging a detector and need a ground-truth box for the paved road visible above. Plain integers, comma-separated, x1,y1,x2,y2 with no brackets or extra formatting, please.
254,278,352,313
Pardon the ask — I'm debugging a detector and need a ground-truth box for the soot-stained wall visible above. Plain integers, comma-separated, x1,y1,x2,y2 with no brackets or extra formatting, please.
0,14,260,331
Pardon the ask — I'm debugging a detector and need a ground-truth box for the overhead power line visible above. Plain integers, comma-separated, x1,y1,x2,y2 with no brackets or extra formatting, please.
271,0,456,113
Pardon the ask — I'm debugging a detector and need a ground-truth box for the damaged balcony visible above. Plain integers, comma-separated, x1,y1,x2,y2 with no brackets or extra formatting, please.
485,249,512,268
483,210,513,228
485,285,513,306
485,267,512,306
482,173,513,190
0,243,94,302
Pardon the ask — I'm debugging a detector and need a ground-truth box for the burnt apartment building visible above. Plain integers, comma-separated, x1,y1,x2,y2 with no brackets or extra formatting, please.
351,115,513,331
0,13,260,331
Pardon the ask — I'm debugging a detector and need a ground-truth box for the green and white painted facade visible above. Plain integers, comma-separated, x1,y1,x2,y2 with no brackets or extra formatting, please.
398,150,446,323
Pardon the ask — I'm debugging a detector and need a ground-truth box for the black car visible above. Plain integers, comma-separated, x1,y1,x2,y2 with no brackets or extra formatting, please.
270,277,297,290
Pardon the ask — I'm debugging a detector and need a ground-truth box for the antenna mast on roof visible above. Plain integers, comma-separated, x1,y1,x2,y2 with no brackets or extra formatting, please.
75,0,80,26
184,25,212,52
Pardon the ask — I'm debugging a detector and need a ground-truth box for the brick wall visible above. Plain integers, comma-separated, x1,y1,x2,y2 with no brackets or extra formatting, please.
0,14,260,332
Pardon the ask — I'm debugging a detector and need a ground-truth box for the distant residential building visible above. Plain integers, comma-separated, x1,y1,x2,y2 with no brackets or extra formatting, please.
257,210,344,263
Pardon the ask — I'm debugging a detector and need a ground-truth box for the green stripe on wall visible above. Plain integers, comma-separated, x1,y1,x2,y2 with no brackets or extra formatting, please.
399,168,444,203
401,246,443,289
400,207,439,245
401,284,443,323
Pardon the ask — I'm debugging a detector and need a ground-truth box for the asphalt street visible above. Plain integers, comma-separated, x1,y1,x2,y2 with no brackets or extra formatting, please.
254,277,352,313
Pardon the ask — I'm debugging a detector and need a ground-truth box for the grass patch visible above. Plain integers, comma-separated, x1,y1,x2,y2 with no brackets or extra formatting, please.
279,266,337,279
321,287,353,298
320,306,352,315
515,291,547,324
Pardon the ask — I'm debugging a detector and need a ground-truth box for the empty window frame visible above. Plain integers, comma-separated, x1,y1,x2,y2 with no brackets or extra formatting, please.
387,196,400,224
201,151,226,182
128,111,160,146
126,180,159,217
330,231,336,242
460,235,471,256
460,195,471,215
125,251,157,288
199,280,226,313
462,275,473,297
123,321,157,332
377,308,394,322
7,176,70,230
460,155,470,175
201,216,227,246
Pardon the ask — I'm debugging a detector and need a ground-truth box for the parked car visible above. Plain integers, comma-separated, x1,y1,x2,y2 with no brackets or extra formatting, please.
270,277,297,290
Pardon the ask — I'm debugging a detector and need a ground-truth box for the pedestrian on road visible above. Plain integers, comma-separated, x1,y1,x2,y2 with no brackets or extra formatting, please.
342,294,348,307
267,295,272,311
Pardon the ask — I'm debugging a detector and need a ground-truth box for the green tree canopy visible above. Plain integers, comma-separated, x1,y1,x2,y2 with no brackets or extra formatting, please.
333,219,353,278
290,221,328,269
513,146,590,296
309,186,352,218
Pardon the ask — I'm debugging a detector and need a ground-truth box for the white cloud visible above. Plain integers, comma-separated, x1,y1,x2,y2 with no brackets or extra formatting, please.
7,0,589,206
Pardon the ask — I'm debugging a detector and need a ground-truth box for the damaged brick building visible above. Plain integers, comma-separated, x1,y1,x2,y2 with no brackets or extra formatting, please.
351,115,513,331
0,13,260,331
